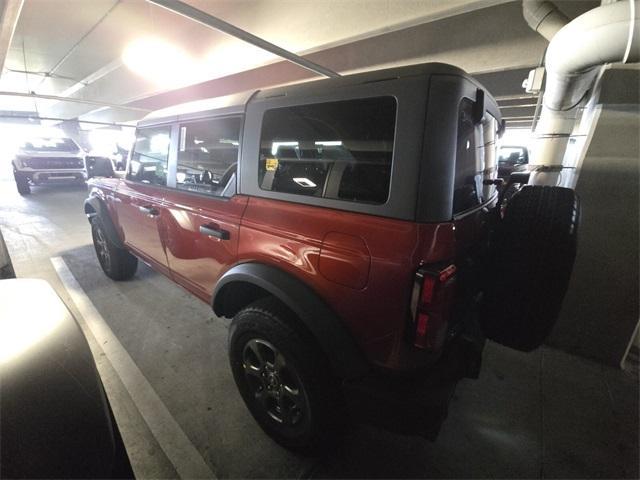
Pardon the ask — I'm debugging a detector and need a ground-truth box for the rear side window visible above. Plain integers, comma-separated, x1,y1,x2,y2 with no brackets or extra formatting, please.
177,117,241,196
128,126,171,186
498,146,528,166
453,98,485,214
258,97,396,205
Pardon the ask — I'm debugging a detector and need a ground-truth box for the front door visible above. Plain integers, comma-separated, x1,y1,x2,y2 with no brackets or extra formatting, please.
115,125,172,273
161,116,246,302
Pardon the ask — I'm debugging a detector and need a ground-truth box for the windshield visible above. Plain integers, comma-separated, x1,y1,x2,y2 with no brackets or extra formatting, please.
21,137,80,153
498,146,528,164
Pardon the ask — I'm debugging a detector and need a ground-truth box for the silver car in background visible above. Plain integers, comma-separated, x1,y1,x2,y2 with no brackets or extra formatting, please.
11,137,87,195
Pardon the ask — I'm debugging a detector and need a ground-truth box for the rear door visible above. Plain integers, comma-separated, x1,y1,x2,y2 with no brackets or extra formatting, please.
161,116,247,302
115,125,172,273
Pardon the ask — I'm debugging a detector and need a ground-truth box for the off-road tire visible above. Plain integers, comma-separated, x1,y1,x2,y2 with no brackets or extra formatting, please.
229,297,344,453
91,216,137,281
480,186,580,351
14,173,30,195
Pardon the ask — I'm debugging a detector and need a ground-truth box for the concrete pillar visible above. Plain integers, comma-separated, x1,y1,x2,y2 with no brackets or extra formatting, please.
58,120,91,151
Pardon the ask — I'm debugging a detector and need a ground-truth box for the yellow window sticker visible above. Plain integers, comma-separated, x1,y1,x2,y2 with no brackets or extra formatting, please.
265,157,279,172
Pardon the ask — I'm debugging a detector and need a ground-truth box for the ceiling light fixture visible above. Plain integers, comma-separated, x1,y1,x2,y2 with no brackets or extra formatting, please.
122,37,200,89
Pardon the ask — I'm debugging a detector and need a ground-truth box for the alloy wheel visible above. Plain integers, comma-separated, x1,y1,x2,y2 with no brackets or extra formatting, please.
242,338,308,427
94,226,111,272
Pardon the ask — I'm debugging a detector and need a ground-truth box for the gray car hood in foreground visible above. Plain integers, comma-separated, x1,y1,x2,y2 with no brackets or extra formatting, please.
0,278,132,478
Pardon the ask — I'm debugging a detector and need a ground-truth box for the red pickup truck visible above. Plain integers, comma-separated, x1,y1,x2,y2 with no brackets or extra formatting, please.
85,62,579,451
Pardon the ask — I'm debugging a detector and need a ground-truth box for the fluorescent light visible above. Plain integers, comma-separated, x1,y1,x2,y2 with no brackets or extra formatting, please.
60,82,86,98
60,59,122,98
315,141,342,146
293,177,316,188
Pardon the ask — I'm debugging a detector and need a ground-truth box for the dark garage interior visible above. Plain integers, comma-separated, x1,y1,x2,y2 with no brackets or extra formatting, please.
0,0,638,478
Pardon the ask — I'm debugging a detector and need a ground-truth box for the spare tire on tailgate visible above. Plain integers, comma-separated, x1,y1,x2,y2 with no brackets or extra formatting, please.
480,185,580,352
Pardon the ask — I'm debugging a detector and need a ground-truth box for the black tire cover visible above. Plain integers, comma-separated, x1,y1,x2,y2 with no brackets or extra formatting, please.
480,185,580,351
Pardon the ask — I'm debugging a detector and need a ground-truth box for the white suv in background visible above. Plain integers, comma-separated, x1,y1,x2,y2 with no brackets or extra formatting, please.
11,137,87,195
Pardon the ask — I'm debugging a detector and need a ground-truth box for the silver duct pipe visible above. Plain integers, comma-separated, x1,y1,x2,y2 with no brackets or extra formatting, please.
522,0,568,41
526,0,640,168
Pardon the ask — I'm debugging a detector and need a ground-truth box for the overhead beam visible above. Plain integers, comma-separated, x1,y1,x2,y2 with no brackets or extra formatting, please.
0,0,24,73
147,0,340,79
44,0,120,80
0,113,136,128
0,90,151,112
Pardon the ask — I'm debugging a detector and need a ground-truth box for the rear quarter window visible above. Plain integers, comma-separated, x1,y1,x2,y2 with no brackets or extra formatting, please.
258,96,397,205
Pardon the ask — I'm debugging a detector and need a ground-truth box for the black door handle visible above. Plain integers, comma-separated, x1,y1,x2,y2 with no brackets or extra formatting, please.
199,224,230,240
138,205,159,216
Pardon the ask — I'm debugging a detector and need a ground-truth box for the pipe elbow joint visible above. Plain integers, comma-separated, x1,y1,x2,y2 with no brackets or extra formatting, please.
522,0,569,41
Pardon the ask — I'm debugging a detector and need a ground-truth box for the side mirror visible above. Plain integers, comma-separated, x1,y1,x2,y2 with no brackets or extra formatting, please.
86,156,115,178
473,88,485,124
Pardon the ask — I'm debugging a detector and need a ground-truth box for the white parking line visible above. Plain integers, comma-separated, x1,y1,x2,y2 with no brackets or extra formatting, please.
51,256,216,479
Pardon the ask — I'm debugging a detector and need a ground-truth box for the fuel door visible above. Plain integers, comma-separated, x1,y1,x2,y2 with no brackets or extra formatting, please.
319,232,371,290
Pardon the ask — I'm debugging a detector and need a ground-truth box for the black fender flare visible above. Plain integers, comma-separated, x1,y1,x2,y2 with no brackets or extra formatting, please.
213,263,369,379
84,196,124,249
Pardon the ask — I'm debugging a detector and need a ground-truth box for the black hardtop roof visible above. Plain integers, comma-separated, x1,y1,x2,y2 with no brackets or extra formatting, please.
139,62,498,127
252,62,469,100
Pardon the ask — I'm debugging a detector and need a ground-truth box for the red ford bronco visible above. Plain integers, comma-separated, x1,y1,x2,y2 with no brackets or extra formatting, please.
85,63,579,451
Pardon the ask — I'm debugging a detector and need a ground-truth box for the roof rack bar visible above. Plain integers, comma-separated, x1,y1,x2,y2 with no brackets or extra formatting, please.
147,0,341,79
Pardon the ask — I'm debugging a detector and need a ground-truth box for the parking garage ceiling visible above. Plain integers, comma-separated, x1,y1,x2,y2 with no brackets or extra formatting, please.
0,0,598,127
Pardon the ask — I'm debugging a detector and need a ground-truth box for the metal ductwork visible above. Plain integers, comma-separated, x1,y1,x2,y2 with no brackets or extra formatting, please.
523,0,640,170
522,0,569,40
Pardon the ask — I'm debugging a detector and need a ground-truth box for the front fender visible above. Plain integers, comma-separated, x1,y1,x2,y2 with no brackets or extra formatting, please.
84,195,124,249
213,262,369,379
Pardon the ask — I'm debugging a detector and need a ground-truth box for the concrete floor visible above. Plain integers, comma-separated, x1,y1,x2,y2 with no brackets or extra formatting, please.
1,178,638,479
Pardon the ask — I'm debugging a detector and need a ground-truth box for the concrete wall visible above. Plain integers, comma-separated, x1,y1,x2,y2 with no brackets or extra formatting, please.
548,105,640,367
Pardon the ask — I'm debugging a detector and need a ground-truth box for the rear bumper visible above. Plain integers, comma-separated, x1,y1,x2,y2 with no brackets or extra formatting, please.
343,334,483,439
16,168,87,183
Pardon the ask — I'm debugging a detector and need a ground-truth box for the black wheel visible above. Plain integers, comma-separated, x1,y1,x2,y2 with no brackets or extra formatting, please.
228,297,343,452
14,172,30,195
91,217,137,281
480,186,580,351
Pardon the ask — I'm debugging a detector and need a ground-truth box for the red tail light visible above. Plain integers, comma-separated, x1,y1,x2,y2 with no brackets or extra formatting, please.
409,264,457,350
